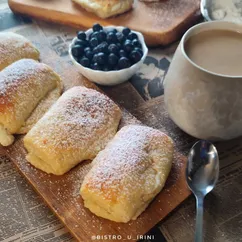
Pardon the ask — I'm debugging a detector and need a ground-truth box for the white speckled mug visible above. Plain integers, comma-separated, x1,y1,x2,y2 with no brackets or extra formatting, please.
164,21,242,141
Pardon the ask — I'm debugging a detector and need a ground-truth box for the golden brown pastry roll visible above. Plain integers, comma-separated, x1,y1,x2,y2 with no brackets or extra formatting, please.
0,59,62,146
0,32,40,71
139,0,161,2
24,86,122,175
81,125,174,223
16,87,62,134
72,0,133,19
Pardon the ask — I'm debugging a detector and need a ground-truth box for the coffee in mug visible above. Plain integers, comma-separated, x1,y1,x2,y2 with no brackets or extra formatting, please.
185,29,242,76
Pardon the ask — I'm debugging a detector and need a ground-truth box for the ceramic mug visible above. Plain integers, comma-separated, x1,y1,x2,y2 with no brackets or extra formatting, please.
164,21,242,141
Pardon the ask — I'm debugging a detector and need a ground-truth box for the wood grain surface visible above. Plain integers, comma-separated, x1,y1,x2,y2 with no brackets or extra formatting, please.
8,0,201,46
0,30,191,241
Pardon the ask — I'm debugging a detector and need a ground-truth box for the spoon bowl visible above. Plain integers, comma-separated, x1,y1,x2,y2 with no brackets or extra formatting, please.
186,140,219,242
186,140,219,196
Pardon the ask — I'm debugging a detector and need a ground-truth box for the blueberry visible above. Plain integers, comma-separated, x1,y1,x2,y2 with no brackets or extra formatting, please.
85,50,94,60
93,47,99,54
107,28,117,35
129,50,142,63
116,43,122,49
108,65,115,71
108,44,119,55
134,47,143,57
127,32,138,40
116,32,125,43
84,47,91,53
97,42,108,53
108,53,119,66
132,39,141,48
123,40,134,53
118,57,131,69
92,54,98,63
88,32,94,40
97,30,107,42
96,52,107,65
91,62,102,70
75,39,84,46
93,23,103,32
71,45,84,57
91,32,98,40
119,49,128,58
75,39,88,47
77,31,86,40
123,39,132,45
90,38,99,47
102,66,110,72
122,27,131,36
107,32,117,44
79,57,90,67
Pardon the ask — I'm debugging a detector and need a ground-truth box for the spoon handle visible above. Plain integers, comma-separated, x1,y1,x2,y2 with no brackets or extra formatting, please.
195,194,204,242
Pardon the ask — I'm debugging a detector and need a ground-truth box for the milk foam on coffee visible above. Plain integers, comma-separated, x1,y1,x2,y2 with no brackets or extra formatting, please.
185,29,242,76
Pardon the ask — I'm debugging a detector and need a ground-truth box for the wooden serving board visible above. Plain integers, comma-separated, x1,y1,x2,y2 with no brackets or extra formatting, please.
4,138,190,242
0,31,190,241
8,0,201,46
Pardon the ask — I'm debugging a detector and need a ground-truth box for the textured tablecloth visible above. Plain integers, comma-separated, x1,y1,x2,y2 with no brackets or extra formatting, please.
0,1,242,242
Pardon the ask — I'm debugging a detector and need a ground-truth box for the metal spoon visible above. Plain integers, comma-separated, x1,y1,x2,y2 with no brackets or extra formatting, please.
186,140,219,242
200,0,213,21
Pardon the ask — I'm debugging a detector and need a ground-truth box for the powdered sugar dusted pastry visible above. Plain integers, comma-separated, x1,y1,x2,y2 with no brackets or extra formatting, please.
0,32,40,71
81,125,174,223
72,0,133,18
24,86,122,175
0,59,62,146
17,88,62,134
139,0,161,2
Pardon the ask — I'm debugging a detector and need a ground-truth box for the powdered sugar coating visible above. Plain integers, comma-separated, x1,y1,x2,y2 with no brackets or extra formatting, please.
17,87,62,134
0,59,61,134
81,124,174,222
0,32,39,71
72,0,133,19
24,86,122,175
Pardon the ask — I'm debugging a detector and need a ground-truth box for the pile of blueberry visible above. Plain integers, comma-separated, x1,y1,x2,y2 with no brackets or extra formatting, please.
71,23,144,71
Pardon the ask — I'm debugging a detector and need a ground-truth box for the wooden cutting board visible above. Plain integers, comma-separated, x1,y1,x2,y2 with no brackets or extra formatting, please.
4,139,189,242
0,32,190,242
8,0,201,46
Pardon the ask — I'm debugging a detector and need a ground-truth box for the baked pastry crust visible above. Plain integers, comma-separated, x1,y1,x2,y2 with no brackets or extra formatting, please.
0,59,62,146
24,86,122,175
0,32,40,71
72,0,133,18
139,0,161,2
16,87,62,134
81,125,174,223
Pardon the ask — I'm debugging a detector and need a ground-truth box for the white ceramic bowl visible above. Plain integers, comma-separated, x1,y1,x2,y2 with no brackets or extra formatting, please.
69,26,148,86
